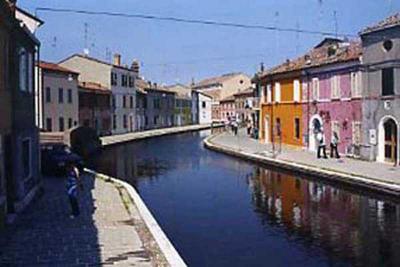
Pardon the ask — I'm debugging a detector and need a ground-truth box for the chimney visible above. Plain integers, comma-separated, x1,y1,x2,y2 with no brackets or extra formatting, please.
113,54,121,66
7,0,17,14
131,60,140,78
260,62,265,72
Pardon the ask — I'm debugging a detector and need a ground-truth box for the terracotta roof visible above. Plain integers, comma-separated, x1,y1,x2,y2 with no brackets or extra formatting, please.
134,78,149,94
39,61,79,75
360,13,400,35
192,72,246,89
220,95,235,102
59,54,136,72
199,89,221,100
78,81,110,94
259,39,361,79
234,87,254,97
164,84,192,98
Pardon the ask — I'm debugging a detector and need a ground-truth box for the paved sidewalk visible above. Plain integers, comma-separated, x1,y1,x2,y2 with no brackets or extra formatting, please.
0,174,154,266
210,130,400,186
101,124,215,146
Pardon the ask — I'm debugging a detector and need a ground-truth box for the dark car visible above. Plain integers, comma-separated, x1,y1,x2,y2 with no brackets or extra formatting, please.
41,143,84,176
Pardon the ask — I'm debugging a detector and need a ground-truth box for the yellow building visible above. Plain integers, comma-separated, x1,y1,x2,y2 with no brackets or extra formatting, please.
256,66,304,148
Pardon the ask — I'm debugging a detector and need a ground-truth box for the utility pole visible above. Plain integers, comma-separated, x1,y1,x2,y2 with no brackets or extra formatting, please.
83,22,89,55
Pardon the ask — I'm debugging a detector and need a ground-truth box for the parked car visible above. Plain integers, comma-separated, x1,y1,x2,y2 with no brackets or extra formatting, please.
41,143,84,176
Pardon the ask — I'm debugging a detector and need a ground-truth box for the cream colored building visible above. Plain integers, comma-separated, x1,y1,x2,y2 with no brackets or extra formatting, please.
38,61,79,132
59,54,137,135
192,73,251,122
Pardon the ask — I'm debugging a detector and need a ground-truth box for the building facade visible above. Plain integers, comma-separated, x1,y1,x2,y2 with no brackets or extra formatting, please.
4,2,42,219
0,0,14,227
59,54,137,135
38,61,79,132
144,84,176,129
165,84,193,126
198,92,213,124
301,40,363,155
234,87,254,123
192,72,251,121
359,14,400,165
78,82,112,136
219,96,236,122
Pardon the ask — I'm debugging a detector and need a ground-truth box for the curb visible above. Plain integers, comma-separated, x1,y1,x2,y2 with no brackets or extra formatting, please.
102,124,223,147
85,169,187,267
204,135,400,197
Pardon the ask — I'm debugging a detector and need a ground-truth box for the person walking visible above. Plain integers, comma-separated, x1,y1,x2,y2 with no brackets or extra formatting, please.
66,161,80,218
316,130,328,159
246,120,252,136
330,131,340,159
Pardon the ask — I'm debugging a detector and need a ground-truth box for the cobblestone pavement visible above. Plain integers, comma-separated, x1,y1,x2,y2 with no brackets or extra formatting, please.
0,174,153,266
211,130,400,185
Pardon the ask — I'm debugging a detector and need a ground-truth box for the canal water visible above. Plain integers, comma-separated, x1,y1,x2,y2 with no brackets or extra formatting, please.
93,130,400,267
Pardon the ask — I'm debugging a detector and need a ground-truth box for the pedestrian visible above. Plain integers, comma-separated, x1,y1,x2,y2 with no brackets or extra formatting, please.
247,120,252,136
65,161,80,218
316,130,328,159
233,120,238,136
330,131,340,159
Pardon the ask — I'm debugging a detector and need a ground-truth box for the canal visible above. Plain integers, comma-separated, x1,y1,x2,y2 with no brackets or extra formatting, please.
93,130,400,267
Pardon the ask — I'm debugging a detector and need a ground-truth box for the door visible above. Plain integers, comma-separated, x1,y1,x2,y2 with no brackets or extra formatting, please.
264,116,270,143
384,119,397,163
4,135,14,213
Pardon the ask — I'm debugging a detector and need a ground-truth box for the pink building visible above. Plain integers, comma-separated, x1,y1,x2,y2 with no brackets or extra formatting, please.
301,39,363,156
219,96,236,122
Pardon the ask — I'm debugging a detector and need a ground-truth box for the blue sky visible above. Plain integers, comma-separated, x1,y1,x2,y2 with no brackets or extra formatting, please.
19,0,399,85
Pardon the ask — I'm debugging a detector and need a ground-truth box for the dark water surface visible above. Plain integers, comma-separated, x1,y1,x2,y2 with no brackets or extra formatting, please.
93,130,400,267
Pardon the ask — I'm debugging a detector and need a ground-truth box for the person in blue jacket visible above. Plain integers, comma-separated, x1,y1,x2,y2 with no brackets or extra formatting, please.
65,161,80,218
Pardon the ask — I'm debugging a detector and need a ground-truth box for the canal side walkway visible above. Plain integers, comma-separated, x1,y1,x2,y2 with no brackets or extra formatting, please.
101,124,218,146
205,131,400,196
0,173,171,266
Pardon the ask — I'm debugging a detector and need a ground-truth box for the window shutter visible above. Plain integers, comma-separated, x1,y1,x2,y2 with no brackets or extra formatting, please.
293,80,300,102
275,82,281,102
267,84,272,103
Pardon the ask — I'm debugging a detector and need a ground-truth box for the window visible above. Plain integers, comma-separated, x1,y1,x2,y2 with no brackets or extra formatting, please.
59,117,65,132
312,78,320,100
202,101,206,108
274,82,281,102
68,118,73,129
58,88,64,103
293,80,300,102
123,95,126,108
113,115,117,129
351,72,362,97
383,40,393,52
121,74,128,87
294,118,300,139
352,121,362,145
130,96,134,108
19,47,27,91
112,96,116,108
382,68,394,96
128,76,134,87
123,115,127,128
331,121,340,140
46,118,52,131
145,116,148,126
27,52,33,92
22,139,31,179
331,75,340,99
267,84,272,103
154,115,159,125
45,87,51,103
67,89,73,103
111,72,118,86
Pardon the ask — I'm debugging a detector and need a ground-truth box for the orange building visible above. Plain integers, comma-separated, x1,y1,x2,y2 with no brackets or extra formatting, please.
256,66,303,148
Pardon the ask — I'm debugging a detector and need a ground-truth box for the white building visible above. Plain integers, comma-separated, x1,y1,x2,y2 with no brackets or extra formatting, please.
198,92,212,124
59,54,137,135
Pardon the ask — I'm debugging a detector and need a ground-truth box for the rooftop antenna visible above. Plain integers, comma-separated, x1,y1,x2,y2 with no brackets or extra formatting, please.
333,11,338,38
296,20,300,55
105,47,112,62
83,22,89,55
318,0,323,38
274,11,280,61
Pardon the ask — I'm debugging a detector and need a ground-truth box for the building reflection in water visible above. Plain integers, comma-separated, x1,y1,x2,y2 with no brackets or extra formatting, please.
248,167,400,266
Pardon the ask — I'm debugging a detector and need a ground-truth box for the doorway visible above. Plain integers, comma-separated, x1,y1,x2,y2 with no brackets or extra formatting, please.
384,119,398,163
309,115,323,152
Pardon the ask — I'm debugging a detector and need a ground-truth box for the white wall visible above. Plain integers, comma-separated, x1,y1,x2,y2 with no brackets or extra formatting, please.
198,94,212,124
